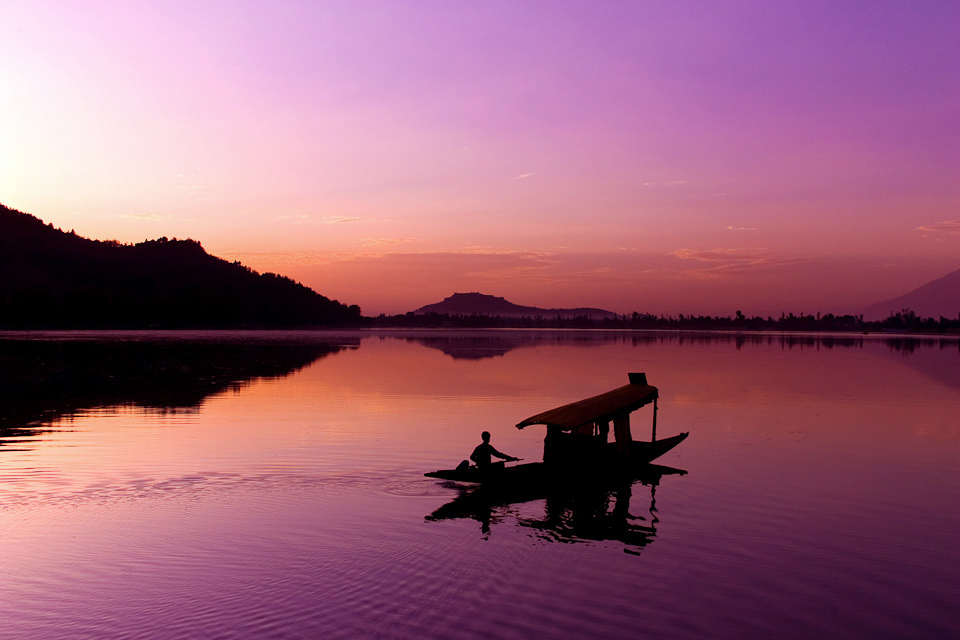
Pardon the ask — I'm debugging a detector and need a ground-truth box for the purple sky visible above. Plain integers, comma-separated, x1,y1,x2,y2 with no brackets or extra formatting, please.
2,1,958,315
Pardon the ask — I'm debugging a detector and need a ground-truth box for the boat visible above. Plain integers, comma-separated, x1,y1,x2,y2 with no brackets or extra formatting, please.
425,372,688,486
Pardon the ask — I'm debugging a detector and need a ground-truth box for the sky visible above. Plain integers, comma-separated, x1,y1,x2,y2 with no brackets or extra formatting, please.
2,1,958,316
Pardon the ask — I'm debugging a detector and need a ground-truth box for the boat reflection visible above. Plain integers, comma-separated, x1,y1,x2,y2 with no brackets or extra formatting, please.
426,463,686,554
0,334,357,450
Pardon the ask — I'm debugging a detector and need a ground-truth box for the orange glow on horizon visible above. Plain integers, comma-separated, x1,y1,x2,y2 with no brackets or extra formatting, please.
2,2,958,316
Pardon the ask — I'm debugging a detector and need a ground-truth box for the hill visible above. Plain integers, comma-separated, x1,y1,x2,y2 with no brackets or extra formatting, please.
863,268,960,320
0,203,361,328
414,292,618,320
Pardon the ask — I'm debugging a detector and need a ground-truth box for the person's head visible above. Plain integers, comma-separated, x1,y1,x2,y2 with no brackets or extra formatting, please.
481,431,491,442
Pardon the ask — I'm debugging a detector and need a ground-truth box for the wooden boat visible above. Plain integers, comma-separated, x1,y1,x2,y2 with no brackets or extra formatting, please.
425,372,688,486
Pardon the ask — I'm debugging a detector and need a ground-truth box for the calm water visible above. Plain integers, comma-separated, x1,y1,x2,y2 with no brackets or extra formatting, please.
0,330,957,639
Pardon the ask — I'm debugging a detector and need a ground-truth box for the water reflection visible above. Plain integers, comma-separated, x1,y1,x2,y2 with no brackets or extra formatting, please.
397,329,960,358
394,330,960,393
426,463,686,554
0,333,357,450
0,330,956,639
401,329,958,353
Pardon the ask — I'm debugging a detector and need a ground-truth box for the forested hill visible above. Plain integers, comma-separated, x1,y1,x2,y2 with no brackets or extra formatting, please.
0,204,361,328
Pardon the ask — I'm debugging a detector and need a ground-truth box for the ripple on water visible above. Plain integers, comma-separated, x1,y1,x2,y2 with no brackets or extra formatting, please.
381,477,470,497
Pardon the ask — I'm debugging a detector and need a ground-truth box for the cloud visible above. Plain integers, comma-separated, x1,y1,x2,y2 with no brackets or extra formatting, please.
916,220,960,235
672,248,768,263
642,180,687,187
230,247,561,280
459,246,554,257
322,215,362,224
725,225,757,231
513,172,536,180
120,212,171,221
459,251,560,280
278,214,313,224
359,237,416,248
672,248,804,279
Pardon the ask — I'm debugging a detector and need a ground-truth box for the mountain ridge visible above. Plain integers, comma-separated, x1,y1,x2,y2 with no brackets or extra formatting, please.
863,268,960,320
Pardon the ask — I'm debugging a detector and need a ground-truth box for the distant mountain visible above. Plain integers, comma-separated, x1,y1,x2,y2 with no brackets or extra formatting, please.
414,292,618,320
0,203,361,328
863,268,960,320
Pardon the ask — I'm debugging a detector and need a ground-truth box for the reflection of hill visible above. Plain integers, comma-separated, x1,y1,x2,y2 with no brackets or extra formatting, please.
881,338,960,393
0,335,357,445
404,331,640,360
399,330,960,366
403,335,517,360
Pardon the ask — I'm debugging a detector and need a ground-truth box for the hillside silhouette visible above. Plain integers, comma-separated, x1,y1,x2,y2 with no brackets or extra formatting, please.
415,292,618,320
0,204,360,328
863,267,960,320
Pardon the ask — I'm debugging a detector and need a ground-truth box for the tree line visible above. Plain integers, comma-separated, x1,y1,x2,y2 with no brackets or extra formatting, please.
369,308,960,333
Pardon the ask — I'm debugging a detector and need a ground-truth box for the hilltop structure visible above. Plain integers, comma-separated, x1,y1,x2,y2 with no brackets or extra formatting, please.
414,292,618,320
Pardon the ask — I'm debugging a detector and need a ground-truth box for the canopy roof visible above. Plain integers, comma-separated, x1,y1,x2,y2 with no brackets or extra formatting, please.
516,374,658,431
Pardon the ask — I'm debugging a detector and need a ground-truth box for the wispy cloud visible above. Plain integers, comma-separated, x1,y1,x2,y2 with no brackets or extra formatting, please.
121,212,171,221
278,214,313,224
672,248,802,279
673,248,769,263
725,225,757,231
459,246,554,257
513,172,536,180
642,180,687,187
359,237,416,248
916,220,960,235
460,251,561,281
322,215,361,224
219,250,353,267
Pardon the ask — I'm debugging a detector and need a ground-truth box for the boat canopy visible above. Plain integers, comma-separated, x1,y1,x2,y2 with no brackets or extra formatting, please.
516,373,658,432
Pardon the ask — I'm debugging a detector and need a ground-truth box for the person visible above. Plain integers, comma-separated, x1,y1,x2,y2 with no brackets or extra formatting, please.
470,431,517,468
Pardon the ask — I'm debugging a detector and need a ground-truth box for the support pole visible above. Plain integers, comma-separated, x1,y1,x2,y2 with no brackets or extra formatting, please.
613,414,632,458
652,398,658,442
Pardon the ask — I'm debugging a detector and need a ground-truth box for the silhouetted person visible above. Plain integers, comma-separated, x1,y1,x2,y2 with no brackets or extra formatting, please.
470,431,517,468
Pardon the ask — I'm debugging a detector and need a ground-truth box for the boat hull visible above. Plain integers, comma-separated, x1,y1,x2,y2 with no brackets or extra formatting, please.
425,431,688,485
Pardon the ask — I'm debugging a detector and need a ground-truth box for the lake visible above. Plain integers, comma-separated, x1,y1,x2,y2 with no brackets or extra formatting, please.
0,329,957,639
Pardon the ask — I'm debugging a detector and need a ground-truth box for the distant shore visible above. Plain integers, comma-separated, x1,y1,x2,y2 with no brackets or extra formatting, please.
4,326,957,342
362,309,960,335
